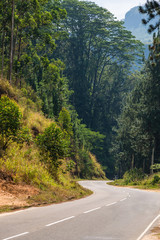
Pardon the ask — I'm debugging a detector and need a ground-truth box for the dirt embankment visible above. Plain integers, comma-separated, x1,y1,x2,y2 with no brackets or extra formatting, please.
0,171,39,208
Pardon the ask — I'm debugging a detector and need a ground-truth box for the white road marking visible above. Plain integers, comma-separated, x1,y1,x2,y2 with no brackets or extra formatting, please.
46,216,75,227
137,214,160,240
106,202,117,207
3,232,29,240
120,198,127,202
84,207,101,214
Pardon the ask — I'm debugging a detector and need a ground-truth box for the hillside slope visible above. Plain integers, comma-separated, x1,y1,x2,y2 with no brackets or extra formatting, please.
0,79,106,212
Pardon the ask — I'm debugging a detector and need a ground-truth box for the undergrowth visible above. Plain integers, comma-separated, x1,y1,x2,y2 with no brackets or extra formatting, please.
1,142,55,188
109,168,160,190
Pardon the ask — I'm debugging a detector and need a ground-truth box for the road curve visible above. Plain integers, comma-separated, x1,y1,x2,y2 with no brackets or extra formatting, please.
0,181,160,240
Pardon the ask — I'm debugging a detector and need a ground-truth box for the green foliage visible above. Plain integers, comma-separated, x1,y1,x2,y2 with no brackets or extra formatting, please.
0,95,22,151
77,150,106,179
36,122,70,173
66,160,75,173
123,168,146,184
58,107,73,136
78,149,93,179
0,0,69,117
71,111,104,153
20,86,42,111
0,142,55,188
151,164,160,171
111,171,160,189
139,1,160,33
14,127,32,144
0,0,145,179
0,79,18,100
58,0,143,123
39,61,71,117
113,55,160,176
151,175,160,185
53,0,143,177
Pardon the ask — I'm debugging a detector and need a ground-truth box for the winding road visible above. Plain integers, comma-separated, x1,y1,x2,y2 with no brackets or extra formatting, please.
0,181,160,240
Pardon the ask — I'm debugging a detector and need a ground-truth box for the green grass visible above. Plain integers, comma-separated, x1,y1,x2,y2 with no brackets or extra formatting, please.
0,205,29,213
29,182,92,205
109,172,160,190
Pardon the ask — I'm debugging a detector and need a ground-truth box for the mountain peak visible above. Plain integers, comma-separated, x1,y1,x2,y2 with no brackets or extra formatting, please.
124,5,155,43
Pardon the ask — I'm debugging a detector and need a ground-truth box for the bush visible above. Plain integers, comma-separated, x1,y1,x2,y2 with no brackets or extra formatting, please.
123,168,146,184
1,142,54,188
151,175,160,185
58,108,73,136
0,95,22,151
14,127,32,144
36,123,70,174
79,149,93,179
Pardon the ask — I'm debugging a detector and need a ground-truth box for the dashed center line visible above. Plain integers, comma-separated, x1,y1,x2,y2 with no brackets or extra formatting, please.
46,216,75,227
2,195,130,239
3,232,29,240
120,198,127,202
84,207,101,214
106,202,117,207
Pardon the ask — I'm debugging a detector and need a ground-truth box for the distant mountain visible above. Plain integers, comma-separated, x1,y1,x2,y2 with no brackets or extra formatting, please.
124,6,156,44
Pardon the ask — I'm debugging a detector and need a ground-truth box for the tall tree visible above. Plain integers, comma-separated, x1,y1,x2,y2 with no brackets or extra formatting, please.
9,0,15,84
139,0,160,33
57,0,142,127
52,0,143,177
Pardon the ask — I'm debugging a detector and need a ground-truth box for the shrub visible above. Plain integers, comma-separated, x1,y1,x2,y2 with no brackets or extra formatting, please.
1,142,54,188
123,168,146,184
36,123,70,174
0,95,22,152
58,108,73,136
78,149,96,179
14,127,32,144
151,175,160,185
0,79,18,100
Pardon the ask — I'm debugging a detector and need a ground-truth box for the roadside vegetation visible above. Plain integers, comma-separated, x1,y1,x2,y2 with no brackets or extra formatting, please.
0,78,104,211
109,168,160,190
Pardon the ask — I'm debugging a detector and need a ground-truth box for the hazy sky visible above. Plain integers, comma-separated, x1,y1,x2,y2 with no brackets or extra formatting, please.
85,0,147,20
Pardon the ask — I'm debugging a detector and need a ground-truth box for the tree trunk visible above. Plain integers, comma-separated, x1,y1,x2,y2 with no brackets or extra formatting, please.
150,146,155,175
1,30,5,79
16,35,22,86
13,25,19,63
9,0,15,84
143,158,145,172
131,153,134,169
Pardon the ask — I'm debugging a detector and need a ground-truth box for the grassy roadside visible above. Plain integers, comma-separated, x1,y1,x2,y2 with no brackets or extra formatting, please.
28,181,92,206
0,179,92,213
108,172,160,191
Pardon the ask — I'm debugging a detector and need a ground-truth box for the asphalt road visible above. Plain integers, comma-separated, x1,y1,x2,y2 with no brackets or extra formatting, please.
0,181,160,240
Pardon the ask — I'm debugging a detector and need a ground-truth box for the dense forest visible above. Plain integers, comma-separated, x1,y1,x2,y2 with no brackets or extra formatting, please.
0,0,160,185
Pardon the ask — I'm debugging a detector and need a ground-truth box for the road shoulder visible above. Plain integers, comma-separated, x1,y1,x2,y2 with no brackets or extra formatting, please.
142,219,160,240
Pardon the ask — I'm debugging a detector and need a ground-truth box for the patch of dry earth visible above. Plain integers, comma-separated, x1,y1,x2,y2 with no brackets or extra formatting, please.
0,180,39,207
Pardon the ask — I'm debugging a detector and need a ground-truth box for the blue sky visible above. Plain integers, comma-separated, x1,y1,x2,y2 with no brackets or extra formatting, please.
84,0,147,20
